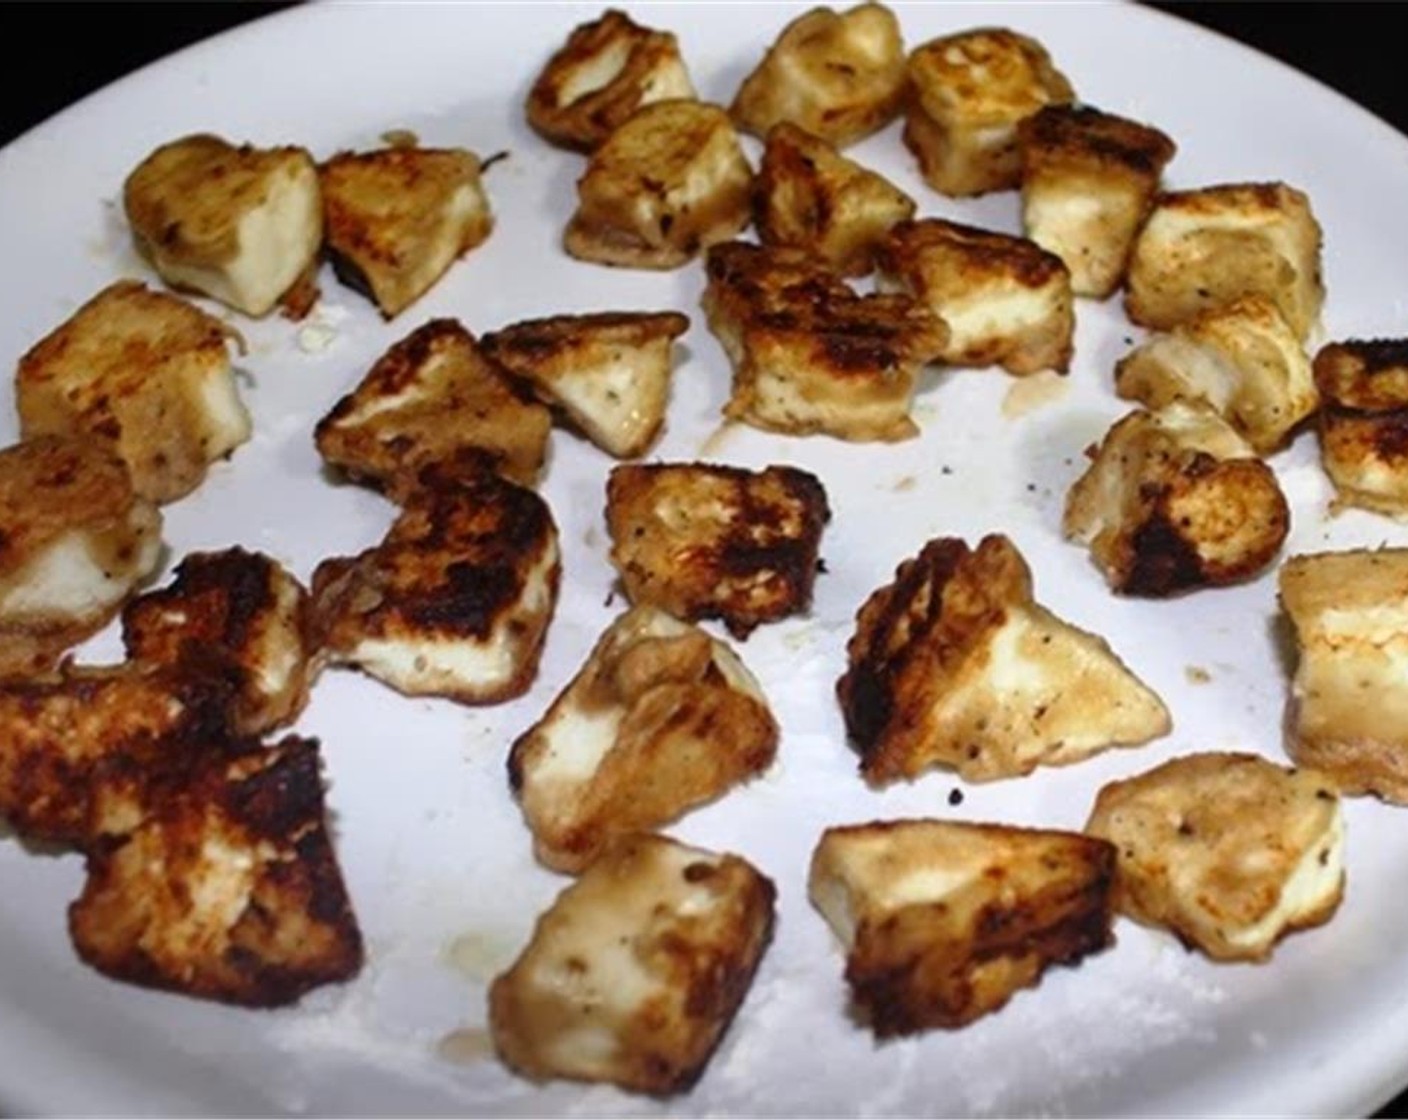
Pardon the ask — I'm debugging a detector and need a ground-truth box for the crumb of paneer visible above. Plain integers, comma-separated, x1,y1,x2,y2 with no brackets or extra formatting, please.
809,818,1115,1034
321,145,493,318
509,605,779,873
1312,339,1408,516
489,832,775,1095
904,27,1074,197
1063,402,1290,596
16,281,251,505
564,100,753,270
1086,752,1344,962
837,533,1170,784
730,3,907,149
526,9,695,153
1017,104,1176,299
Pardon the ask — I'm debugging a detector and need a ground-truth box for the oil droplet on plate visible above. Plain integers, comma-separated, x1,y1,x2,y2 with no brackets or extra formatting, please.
1001,370,1069,419
437,1027,494,1064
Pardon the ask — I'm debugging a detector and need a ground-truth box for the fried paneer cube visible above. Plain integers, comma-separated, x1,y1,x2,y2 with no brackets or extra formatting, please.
809,819,1115,1034
837,534,1170,785
314,319,551,491
1114,295,1317,454
0,436,163,677
605,462,830,639
122,547,314,737
1125,182,1324,341
564,100,752,270
71,734,363,1006
701,241,947,441
904,27,1074,198
1280,549,1408,802
123,134,322,319
526,9,695,153
730,3,906,149
877,218,1074,375
321,146,493,318
1086,752,1345,962
1063,403,1290,596
509,606,778,873
311,470,560,704
482,310,689,459
489,833,775,1095
754,122,916,276
1312,340,1408,516
16,281,252,504
1017,105,1176,299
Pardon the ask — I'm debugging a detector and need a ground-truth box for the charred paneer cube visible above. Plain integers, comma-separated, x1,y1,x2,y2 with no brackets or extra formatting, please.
1312,339,1408,516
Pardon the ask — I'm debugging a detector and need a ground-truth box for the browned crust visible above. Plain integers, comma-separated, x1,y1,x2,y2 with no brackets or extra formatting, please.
1017,104,1176,179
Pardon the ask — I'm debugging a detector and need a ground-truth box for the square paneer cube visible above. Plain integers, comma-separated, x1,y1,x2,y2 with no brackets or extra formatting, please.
489,833,776,1095
903,27,1074,197
1017,105,1176,298
808,819,1115,1035
1312,339,1408,516
605,462,831,639
877,218,1074,375
16,281,252,504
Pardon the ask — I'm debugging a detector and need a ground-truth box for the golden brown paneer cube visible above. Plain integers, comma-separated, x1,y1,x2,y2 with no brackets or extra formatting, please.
876,218,1074,375
16,281,252,504
701,241,947,441
1086,752,1345,962
321,146,493,318
1280,549,1408,802
754,122,916,276
837,534,1169,785
0,436,163,677
314,319,551,492
605,461,830,639
311,468,560,704
1063,402,1290,596
809,819,1115,1034
1312,340,1408,516
1114,294,1317,454
489,833,775,1095
1125,182,1324,341
730,3,906,149
1017,105,1176,299
71,734,363,1007
564,100,752,270
526,9,696,153
482,310,689,459
509,606,778,873
904,27,1074,197
123,134,323,318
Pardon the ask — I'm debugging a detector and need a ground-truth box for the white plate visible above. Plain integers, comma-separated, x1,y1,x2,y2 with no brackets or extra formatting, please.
3,2,1408,1115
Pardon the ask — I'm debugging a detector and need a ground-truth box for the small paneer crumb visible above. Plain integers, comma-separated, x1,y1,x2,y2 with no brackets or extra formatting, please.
1280,548,1408,802
877,218,1074,375
564,100,753,270
1017,104,1176,298
321,146,493,318
754,121,916,276
808,818,1115,1034
730,3,907,149
526,9,695,153
904,27,1074,197
509,605,779,873
482,310,689,459
16,281,252,504
837,534,1170,785
605,461,831,639
0,436,163,677
1125,181,1324,341
71,734,364,1006
123,134,323,318
488,833,775,1095
314,318,552,492
1063,402,1290,596
1312,339,1408,516
1085,752,1345,962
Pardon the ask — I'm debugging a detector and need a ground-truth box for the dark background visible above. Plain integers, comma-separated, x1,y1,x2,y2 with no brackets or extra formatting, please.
2,2,1406,1116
